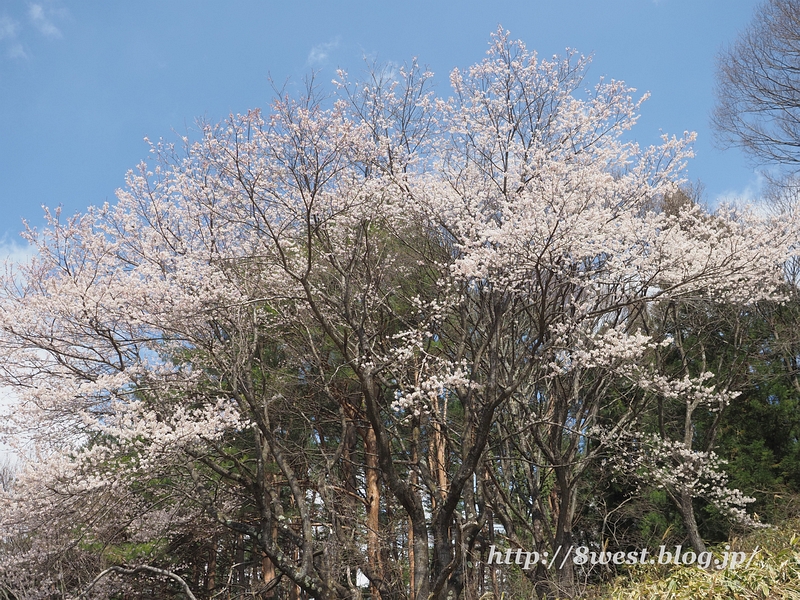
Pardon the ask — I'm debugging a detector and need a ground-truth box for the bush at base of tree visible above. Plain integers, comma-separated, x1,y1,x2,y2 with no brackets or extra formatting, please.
595,518,800,600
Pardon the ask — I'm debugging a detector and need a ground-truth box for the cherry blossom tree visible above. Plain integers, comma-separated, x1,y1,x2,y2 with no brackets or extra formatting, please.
0,28,796,600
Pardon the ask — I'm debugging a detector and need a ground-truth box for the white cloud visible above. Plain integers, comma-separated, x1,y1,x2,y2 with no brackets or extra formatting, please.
0,2,66,61
0,238,36,267
0,16,19,40
7,42,26,59
28,3,61,38
714,171,766,207
0,15,26,59
307,37,341,66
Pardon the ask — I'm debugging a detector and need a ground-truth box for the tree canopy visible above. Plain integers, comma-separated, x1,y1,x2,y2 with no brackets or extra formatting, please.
1,28,798,600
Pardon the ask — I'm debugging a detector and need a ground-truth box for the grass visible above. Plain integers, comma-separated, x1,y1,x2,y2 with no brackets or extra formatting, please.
595,520,800,599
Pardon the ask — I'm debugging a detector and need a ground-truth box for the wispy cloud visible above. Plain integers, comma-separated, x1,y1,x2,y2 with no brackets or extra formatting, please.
7,42,26,59
0,16,19,40
715,171,766,207
307,37,341,66
28,3,61,38
0,2,67,60
0,237,36,267
0,15,25,59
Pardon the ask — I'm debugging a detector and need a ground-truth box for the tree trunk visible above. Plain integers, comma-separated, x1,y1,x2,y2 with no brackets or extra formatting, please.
236,533,246,593
680,490,707,554
365,426,383,599
551,467,576,599
681,400,707,555
206,537,217,594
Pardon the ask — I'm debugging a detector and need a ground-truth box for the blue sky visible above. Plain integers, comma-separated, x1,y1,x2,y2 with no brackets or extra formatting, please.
0,0,764,251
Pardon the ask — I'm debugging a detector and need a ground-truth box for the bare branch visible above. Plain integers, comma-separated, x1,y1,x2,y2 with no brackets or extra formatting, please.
77,565,198,600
